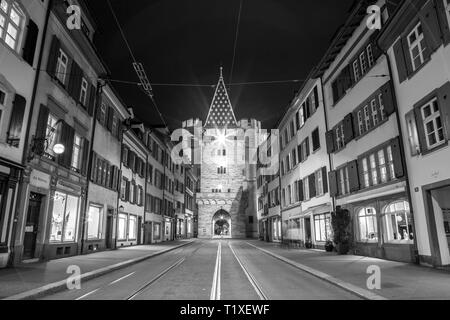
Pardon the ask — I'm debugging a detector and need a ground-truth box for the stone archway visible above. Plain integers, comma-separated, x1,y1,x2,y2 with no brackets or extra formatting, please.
212,210,231,239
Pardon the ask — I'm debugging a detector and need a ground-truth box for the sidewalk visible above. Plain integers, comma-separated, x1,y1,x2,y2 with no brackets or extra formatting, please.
247,240,450,300
0,240,193,299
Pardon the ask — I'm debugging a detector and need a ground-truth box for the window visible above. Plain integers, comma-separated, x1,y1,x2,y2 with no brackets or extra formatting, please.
314,214,331,242
0,0,24,51
364,105,371,131
421,98,445,149
118,214,127,240
371,99,378,126
338,166,350,195
128,215,137,240
378,93,386,121
315,169,324,196
367,44,374,67
407,22,427,71
384,201,414,242
357,110,364,136
45,114,59,157
288,185,292,205
71,134,82,171
79,78,88,106
50,191,79,242
99,103,107,126
335,124,345,149
362,158,370,188
358,207,378,241
378,149,388,183
112,114,118,138
353,60,361,82
312,128,320,151
386,146,395,180
370,154,378,186
445,0,450,28
359,51,368,75
56,49,68,84
87,205,102,239
120,178,127,201
299,107,305,128
303,176,310,201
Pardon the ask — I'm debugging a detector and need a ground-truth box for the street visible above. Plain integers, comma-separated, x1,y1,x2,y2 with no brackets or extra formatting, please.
40,240,359,300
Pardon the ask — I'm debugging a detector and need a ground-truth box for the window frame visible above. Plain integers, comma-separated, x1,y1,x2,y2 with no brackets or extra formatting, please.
407,22,426,71
0,0,25,52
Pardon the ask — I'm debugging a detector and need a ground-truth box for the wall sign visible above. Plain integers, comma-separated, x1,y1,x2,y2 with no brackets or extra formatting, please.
30,170,50,190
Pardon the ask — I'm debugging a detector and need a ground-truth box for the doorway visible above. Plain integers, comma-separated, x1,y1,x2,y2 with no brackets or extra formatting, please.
137,217,142,245
212,210,231,239
23,193,42,260
305,217,312,242
429,185,450,266
105,210,114,249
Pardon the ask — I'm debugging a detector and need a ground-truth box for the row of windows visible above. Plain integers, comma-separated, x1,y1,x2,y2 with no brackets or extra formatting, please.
122,145,146,177
120,177,144,207
91,152,121,191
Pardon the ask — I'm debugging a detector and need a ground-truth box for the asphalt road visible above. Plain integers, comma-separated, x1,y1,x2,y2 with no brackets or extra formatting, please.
40,240,360,300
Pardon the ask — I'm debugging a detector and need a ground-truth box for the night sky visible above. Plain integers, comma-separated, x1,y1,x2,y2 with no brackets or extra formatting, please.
87,0,355,131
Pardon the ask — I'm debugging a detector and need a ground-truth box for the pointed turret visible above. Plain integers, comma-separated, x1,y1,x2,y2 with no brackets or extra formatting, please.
204,68,238,128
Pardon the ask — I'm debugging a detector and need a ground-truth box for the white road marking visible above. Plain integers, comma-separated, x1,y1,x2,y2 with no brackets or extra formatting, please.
228,242,268,300
210,241,222,300
75,288,99,300
109,272,136,285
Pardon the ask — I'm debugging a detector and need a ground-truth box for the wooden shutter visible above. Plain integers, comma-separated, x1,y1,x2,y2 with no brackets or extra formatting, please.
322,167,328,194
313,86,319,109
328,171,338,197
382,81,396,117
332,80,339,103
81,139,90,176
352,110,360,138
35,104,49,155
414,105,428,153
419,0,442,58
305,99,311,119
22,19,39,66
125,180,130,202
64,126,75,168
393,39,409,83
88,83,96,116
343,113,354,144
295,111,300,130
298,180,304,202
405,110,421,156
348,160,360,193
297,144,302,162
326,130,335,154
106,106,114,131
401,36,414,76
436,0,450,45
312,128,320,151
90,151,97,182
309,173,316,198
437,81,450,141
391,137,405,178
7,94,26,147
68,61,82,101
305,137,310,157
46,35,60,76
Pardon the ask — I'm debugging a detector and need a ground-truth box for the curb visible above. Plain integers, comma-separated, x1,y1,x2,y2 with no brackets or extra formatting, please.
246,242,387,300
3,240,195,300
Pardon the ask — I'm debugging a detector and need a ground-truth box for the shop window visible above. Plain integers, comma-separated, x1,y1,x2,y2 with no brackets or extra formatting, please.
87,205,102,240
358,207,378,242
407,22,427,71
50,192,80,243
153,223,161,240
0,0,24,51
128,215,137,240
118,213,127,240
314,214,331,242
383,201,414,242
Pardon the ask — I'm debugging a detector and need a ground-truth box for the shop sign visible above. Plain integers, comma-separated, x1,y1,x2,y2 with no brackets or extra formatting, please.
30,170,50,190
57,180,81,194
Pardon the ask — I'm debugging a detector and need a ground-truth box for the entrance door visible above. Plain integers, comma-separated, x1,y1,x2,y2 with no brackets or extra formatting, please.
430,186,450,265
305,217,312,241
23,193,42,260
137,217,142,245
105,211,113,249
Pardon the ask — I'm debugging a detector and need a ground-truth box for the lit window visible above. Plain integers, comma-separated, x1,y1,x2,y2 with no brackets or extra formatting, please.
378,93,386,120
421,98,445,149
360,51,368,75
79,78,88,106
118,214,127,240
50,191,79,243
378,149,387,183
364,105,371,131
384,201,413,242
358,110,364,135
0,0,24,51
56,49,68,84
87,205,102,239
387,146,395,180
362,158,370,188
371,99,378,126
128,215,137,240
314,213,331,242
367,44,374,67
407,22,427,71
71,134,82,170
353,60,361,82
358,207,378,241
45,114,58,157
370,154,378,185
316,169,323,196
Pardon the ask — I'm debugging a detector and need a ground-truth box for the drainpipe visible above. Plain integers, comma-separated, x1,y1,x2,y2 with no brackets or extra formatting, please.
80,80,105,255
381,47,420,265
9,0,52,266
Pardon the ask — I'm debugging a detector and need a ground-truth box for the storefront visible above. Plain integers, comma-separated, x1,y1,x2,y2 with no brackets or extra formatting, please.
270,216,281,242
116,212,139,247
313,213,332,245
341,192,415,263
163,217,172,242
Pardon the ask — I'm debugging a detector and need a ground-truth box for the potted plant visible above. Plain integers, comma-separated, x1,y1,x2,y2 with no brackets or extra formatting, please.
305,237,313,249
331,206,352,255
324,239,334,252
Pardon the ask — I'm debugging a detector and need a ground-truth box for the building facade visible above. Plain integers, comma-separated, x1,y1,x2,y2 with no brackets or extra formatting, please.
379,0,450,267
315,0,415,262
0,0,48,267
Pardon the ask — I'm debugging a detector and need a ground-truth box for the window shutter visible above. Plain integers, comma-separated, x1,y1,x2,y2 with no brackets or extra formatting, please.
313,86,319,109
343,113,354,144
332,80,339,103
7,94,26,147
419,0,442,57
309,173,316,198
88,83,96,116
46,35,60,76
370,33,382,62
414,106,428,152
118,119,123,142
391,137,405,178
107,106,114,131
322,167,328,194
297,144,302,162
348,160,360,193
305,137,310,157
81,139,90,176
34,104,49,155
393,39,409,83
68,61,82,101
90,151,97,182
298,180,304,202
305,99,311,119
125,180,130,202
22,19,39,66
401,36,414,76
64,126,75,168
326,130,335,154
437,81,450,141
352,110,360,138
382,81,396,117
328,171,338,197
405,110,421,156
117,170,122,192
436,0,450,45
312,128,320,151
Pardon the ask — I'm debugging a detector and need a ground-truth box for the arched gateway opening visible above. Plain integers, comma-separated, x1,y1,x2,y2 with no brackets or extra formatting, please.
212,210,231,239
